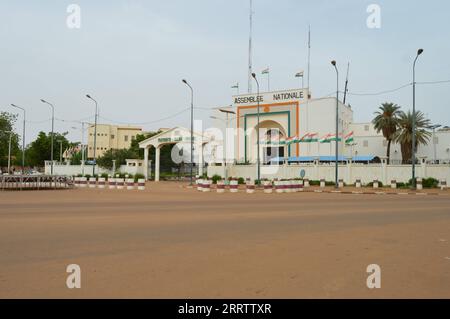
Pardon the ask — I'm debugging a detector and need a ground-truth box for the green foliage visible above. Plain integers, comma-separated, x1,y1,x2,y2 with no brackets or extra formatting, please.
423,177,439,188
96,148,139,170
134,174,145,182
211,174,222,184
372,103,402,164
25,131,74,167
238,177,245,185
0,112,20,169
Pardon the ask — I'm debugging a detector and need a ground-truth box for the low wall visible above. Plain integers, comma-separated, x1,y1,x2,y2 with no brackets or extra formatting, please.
44,163,145,177
207,163,450,185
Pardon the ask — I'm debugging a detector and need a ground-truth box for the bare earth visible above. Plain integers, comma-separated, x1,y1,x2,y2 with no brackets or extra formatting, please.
1,182,449,299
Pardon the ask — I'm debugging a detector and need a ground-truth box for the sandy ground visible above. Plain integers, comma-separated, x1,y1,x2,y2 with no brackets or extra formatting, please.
0,182,449,299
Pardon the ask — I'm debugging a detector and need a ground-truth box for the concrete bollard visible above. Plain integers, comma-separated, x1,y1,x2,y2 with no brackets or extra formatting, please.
373,179,379,189
246,179,255,194
263,180,273,194
74,177,80,187
89,177,97,188
416,178,423,190
274,180,283,194
98,177,106,189
320,179,326,188
138,179,146,191
355,179,362,188
109,177,116,189
79,177,87,188
126,179,135,190
229,179,239,193
116,178,124,190
216,180,225,193
391,180,397,189
197,179,204,192
338,179,344,188
304,179,310,188
440,180,447,190
202,179,211,192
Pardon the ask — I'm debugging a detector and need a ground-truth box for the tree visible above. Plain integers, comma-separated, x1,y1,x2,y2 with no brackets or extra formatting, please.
96,148,139,170
394,110,431,164
372,103,401,164
0,112,20,170
25,131,74,167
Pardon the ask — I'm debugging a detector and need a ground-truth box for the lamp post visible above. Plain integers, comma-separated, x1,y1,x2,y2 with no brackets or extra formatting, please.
182,79,194,186
412,48,424,189
58,140,63,162
40,99,55,175
430,124,442,163
86,94,98,176
251,73,261,182
331,60,339,188
11,104,26,174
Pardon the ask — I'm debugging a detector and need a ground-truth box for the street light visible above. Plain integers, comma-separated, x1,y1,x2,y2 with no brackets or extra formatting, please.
412,48,424,189
40,99,55,175
182,79,194,186
11,104,26,174
86,94,98,176
58,140,63,162
251,72,261,182
331,60,339,188
430,124,442,163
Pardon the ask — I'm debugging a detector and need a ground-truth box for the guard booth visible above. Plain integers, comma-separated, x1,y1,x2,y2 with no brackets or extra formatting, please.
139,127,210,181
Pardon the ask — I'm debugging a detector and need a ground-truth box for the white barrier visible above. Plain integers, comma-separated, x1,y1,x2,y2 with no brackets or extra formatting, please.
355,179,362,188
246,179,255,194
373,179,379,189
274,180,283,194
416,178,423,190
74,177,81,188
197,179,204,192
138,179,146,191
126,179,135,190
202,179,211,192
216,180,225,193
116,178,124,190
263,180,273,194
109,178,116,189
89,177,96,188
391,180,397,189
98,177,106,189
320,179,326,188
338,179,344,188
230,180,239,193
441,180,447,190
304,179,310,188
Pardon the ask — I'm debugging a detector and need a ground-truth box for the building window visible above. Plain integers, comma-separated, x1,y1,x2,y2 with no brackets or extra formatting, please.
111,135,115,139
363,140,369,147
364,125,370,131
124,135,129,142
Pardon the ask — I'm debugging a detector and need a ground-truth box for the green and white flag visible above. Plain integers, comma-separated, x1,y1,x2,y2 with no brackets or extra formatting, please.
344,131,354,144
295,71,304,78
261,68,270,74
231,83,239,89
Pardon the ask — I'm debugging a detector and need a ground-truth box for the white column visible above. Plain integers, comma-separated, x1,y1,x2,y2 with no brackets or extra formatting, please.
155,146,161,182
144,147,149,180
198,143,204,177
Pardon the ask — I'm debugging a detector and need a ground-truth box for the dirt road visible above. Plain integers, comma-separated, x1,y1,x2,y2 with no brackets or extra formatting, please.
1,182,449,298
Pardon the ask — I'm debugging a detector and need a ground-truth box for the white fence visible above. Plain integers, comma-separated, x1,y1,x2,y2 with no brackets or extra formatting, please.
44,162,146,177
208,160,450,185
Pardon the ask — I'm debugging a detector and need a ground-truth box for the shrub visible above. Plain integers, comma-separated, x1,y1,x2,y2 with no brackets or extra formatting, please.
238,177,245,185
211,175,222,184
134,173,145,182
309,180,320,186
423,177,439,188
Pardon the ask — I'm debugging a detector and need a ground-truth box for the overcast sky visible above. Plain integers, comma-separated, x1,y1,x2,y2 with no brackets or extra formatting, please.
1,0,449,144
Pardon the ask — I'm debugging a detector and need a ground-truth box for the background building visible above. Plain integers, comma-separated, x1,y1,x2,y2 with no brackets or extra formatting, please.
87,124,142,158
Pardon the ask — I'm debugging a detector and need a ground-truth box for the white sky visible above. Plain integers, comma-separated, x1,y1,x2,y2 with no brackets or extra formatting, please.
1,0,449,144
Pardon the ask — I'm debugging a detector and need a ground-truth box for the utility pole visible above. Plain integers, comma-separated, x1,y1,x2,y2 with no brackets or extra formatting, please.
248,0,253,93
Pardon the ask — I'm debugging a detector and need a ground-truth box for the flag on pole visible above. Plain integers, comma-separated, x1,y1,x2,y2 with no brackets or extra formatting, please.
261,68,270,74
344,131,354,145
231,83,239,89
295,71,304,78
319,133,334,143
286,136,298,145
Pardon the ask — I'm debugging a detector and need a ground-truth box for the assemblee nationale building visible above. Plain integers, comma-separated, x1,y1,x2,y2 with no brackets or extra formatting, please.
138,85,450,182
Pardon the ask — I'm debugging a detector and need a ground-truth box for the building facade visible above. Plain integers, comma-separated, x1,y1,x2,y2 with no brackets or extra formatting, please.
87,124,142,158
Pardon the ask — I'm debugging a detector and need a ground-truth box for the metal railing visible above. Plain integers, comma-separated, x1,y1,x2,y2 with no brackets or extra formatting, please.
0,175,74,191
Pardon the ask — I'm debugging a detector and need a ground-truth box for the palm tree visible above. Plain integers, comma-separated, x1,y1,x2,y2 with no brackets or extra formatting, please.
394,110,431,164
372,103,401,164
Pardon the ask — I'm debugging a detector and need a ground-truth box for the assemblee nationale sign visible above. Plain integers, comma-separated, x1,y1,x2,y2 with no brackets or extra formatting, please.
233,88,308,106
158,136,195,143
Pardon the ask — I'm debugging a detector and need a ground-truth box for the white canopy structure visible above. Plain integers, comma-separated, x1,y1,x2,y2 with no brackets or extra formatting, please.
139,127,210,181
